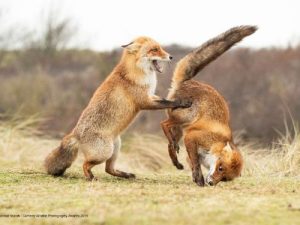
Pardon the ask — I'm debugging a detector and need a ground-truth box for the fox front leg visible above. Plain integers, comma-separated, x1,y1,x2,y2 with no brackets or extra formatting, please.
184,134,205,186
140,96,192,110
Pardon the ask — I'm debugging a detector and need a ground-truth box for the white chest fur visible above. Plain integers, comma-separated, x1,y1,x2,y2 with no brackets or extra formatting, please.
138,71,157,96
137,58,157,96
198,148,217,175
145,71,157,96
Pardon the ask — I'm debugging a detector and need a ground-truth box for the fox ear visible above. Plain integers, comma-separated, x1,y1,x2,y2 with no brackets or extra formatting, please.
121,42,133,48
121,41,140,53
224,142,233,154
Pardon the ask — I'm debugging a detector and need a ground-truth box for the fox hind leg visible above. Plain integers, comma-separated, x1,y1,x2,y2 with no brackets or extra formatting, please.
161,119,184,170
105,136,135,179
81,136,114,181
83,161,100,181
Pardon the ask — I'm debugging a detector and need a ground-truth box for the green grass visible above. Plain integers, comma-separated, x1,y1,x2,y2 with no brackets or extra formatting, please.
0,167,299,225
0,119,300,225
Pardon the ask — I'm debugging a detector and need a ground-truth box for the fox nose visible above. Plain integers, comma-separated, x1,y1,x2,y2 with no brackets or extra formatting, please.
208,181,214,186
169,55,173,60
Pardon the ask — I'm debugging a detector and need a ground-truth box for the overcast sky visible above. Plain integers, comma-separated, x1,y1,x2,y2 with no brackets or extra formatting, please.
1,0,300,50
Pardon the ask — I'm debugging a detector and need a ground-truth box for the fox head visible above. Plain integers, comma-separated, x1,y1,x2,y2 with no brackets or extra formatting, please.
122,36,172,74
206,142,243,186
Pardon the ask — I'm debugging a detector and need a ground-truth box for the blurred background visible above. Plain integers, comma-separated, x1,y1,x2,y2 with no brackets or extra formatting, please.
0,0,300,142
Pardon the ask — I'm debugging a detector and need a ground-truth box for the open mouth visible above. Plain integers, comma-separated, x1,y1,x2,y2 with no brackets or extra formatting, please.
152,60,163,73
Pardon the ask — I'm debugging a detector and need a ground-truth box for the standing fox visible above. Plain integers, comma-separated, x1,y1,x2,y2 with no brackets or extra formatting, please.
44,37,191,180
161,26,257,186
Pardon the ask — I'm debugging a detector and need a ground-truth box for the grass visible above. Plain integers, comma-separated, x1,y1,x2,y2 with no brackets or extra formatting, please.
1,171,299,225
0,118,300,225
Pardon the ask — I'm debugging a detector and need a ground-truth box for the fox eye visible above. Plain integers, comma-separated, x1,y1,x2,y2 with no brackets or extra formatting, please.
218,166,223,172
151,48,158,52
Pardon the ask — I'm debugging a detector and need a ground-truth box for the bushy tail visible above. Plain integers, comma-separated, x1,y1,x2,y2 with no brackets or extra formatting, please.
44,134,79,176
171,25,257,90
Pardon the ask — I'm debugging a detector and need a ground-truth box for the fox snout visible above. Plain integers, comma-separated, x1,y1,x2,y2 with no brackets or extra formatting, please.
206,175,215,186
160,51,172,61
163,51,173,61
165,55,173,61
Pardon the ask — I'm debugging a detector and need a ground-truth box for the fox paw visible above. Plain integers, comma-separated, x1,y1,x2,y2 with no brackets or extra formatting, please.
173,99,192,110
86,177,98,182
124,173,136,179
175,162,184,170
116,170,136,179
181,99,193,108
193,175,205,187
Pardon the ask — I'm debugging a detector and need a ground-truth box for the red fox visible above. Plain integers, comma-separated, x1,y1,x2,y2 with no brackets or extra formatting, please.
161,26,257,186
44,36,191,180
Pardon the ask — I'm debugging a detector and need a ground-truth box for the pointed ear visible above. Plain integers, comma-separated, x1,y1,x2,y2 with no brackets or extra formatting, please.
121,41,140,53
121,41,133,48
224,142,233,154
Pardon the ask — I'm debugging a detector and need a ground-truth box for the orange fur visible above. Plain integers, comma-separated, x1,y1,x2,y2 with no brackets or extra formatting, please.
44,36,191,180
161,26,257,186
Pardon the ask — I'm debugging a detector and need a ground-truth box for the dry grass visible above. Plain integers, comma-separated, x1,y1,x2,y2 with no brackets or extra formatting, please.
0,118,300,225
241,121,300,178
